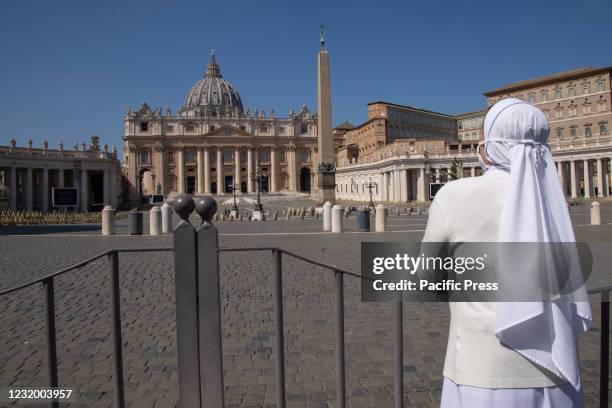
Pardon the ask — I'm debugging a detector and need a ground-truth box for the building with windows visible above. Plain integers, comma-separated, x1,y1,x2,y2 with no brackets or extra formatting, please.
335,66,612,203
0,135,121,212
123,52,318,203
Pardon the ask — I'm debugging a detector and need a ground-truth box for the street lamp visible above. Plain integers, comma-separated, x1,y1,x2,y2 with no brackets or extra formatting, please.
365,179,376,211
231,183,240,215
252,164,264,211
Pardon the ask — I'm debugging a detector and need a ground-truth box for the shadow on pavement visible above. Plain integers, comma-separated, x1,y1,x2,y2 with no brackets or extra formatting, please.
0,224,101,235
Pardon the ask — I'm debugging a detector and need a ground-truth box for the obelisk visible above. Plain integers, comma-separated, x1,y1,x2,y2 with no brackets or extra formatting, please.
316,26,336,204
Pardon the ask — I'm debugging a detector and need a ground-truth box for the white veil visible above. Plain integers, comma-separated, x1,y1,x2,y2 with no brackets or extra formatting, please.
481,98,592,390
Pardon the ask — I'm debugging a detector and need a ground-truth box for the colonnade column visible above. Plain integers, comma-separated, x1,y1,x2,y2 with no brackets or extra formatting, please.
57,169,64,188
597,158,604,197
196,148,205,194
9,167,16,211
417,167,426,202
557,161,564,195
234,147,241,193
270,148,278,193
80,169,88,212
41,168,49,212
25,168,33,211
470,167,476,177
216,148,223,194
399,169,408,202
177,148,185,194
103,169,110,206
204,148,211,194
247,148,254,193
583,159,591,198
570,160,577,198
380,173,386,202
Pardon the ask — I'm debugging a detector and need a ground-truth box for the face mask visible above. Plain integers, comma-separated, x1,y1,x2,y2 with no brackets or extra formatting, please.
477,141,491,173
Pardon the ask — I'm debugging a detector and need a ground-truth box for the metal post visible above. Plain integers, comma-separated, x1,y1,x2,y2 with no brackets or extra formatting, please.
109,251,125,408
335,271,346,408
174,220,201,408
44,278,59,408
197,222,225,407
601,291,610,408
395,298,404,408
273,249,286,408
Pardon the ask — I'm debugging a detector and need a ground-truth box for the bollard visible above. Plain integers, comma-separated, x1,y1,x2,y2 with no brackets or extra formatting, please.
128,211,143,235
323,201,333,231
331,205,344,233
376,204,386,232
150,206,162,236
101,205,115,235
161,203,173,234
591,201,602,225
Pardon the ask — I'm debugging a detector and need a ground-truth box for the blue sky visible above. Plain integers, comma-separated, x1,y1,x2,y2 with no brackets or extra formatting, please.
1,0,610,157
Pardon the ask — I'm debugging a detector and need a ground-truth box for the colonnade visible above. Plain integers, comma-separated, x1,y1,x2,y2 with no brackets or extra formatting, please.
556,157,612,198
1,165,116,212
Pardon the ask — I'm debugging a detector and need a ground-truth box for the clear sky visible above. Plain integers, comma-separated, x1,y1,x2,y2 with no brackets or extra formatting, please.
1,0,610,157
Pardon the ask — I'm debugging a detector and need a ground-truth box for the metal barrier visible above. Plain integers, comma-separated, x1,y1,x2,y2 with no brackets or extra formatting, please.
0,193,610,408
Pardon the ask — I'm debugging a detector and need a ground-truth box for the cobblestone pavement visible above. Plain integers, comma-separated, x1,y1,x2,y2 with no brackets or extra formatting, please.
0,204,611,407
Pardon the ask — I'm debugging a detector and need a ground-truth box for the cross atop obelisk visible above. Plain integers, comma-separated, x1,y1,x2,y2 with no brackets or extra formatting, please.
316,25,336,204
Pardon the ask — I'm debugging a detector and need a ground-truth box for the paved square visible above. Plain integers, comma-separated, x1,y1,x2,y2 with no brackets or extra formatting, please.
0,202,611,407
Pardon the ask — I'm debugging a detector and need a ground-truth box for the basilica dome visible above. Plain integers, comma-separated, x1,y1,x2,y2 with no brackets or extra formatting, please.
182,52,244,116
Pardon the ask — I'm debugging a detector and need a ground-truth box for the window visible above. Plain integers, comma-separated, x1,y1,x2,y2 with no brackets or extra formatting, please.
280,150,287,163
240,150,247,164
555,108,563,119
168,151,175,163
600,123,608,135
210,125,216,132
259,124,268,133
224,149,233,162
543,110,549,119
556,128,563,139
598,101,606,112
458,121,463,130
570,127,577,138
166,125,174,133
555,88,562,98
568,87,575,97
300,149,310,163
300,123,308,134
185,149,196,163
597,80,604,91
140,149,150,163
240,126,246,132
583,83,590,94
259,149,270,162
185,123,195,132
279,126,286,134
585,126,592,137
140,122,149,132
583,105,591,115
527,94,534,103
541,91,548,102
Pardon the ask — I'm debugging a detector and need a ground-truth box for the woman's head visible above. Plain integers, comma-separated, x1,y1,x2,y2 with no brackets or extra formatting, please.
478,98,550,171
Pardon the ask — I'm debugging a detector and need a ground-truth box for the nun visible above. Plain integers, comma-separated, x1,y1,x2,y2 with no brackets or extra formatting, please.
422,98,592,407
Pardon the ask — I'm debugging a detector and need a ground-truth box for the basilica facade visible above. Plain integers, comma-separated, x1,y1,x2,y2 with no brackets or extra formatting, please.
124,53,319,203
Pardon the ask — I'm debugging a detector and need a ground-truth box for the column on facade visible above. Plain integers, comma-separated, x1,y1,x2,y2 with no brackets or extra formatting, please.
110,167,118,208
204,148,211,194
287,147,297,192
25,167,33,211
470,167,476,177
380,173,386,202
399,169,408,202
557,161,566,196
270,147,278,193
9,166,17,211
247,148,254,193
80,168,88,212
570,160,577,198
41,167,49,212
417,167,427,202
196,148,205,194
177,148,185,194
234,147,241,193
153,146,165,194
128,146,138,200
596,158,604,197
583,159,591,198
216,147,223,194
